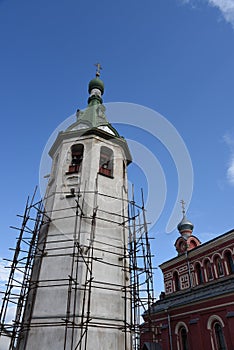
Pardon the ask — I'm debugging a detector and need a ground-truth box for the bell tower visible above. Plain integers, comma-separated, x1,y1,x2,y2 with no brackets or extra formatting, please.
17,69,132,350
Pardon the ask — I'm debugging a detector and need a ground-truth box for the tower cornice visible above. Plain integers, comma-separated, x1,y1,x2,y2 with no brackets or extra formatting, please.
49,128,132,164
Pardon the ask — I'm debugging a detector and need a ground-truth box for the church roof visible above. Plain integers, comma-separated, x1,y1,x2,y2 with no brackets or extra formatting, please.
66,104,120,137
66,71,120,137
160,228,234,268
49,69,132,163
146,275,234,315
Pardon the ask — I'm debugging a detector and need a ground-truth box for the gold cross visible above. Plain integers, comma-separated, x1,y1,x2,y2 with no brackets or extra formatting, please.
94,62,102,77
180,199,186,215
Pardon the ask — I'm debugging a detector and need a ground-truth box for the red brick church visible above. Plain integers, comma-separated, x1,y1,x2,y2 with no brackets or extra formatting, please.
141,204,234,350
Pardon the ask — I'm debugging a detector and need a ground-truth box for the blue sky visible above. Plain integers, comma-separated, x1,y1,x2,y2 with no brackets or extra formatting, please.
1,0,234,296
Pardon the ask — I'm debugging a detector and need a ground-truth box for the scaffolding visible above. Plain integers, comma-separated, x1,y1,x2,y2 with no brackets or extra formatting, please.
0,188,45,349
128,188,155,350
0,184,155,350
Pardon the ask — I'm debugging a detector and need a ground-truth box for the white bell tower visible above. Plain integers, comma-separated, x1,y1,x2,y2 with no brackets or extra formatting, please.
17,69,132,350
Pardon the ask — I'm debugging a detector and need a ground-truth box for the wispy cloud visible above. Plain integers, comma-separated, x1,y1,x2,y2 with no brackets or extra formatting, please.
226,157,234,185
0,259,10,287
208,0,234,27
181,0,234,28
0,259,22,350
0,260,12,350
223,133,234,186
0,258,23,318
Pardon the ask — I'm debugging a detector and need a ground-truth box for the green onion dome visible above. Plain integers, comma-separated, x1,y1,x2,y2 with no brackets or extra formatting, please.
88,77,104,95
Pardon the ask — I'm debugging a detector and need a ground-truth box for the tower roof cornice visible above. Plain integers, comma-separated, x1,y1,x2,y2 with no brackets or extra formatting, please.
49,128,132,164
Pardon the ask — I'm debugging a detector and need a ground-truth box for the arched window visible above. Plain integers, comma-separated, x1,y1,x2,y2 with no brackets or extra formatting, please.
207,315,227,350
189,239,196,250
99,146,113,177
195,263,203,285
213,322,227,350
123,161,126,179
173,271,180,292
179,239,186,254
179,326,189,350
67,144,84,174
214,256,224,277
224,251,234,274
205,260,213,281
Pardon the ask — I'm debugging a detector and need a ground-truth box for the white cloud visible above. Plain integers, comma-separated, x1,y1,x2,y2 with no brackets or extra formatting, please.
0,258,22,333
0,259,10,286
0,260,13,350
227,157,234,185
208,0,234,27
181,0,234,28
223,133,234,186
0,258,23,288
223,133,234,147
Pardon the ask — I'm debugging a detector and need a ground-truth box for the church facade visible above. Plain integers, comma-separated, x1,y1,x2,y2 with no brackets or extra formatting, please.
141,214,234,350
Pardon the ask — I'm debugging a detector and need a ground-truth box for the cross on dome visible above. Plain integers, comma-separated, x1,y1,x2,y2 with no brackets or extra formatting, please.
180,199,186,216
95,62,102,77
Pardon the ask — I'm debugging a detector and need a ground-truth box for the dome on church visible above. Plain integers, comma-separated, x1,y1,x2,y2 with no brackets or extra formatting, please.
177,216,194,233
88,77,104,95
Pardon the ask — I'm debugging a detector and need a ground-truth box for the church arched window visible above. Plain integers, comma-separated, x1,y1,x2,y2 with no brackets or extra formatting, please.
213,322,227,350
204,259,213,281
224,251,234,275
195,263,203,285
67,144,84,174
214,256,224,278
99,146,113,177
208,315,227,350
175,322,189,350
173,271,180,292
179,326,189,350
189,239,196,249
